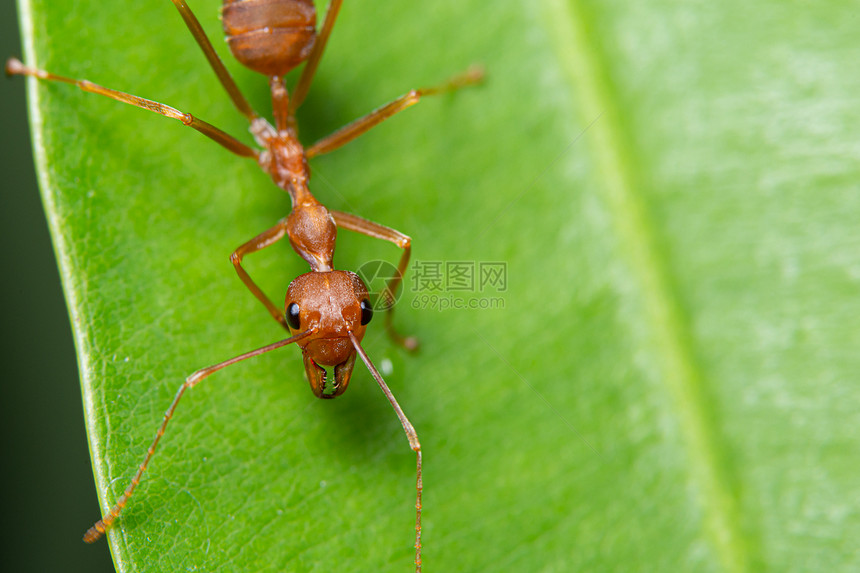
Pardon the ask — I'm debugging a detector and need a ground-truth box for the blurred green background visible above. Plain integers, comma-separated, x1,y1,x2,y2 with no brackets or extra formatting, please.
0,2,113,571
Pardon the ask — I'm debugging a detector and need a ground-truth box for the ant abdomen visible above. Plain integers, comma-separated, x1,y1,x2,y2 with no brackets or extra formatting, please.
222,0,317,77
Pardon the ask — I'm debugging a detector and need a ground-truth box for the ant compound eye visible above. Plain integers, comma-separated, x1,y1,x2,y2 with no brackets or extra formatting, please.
360,299,373,325
286,302,301,330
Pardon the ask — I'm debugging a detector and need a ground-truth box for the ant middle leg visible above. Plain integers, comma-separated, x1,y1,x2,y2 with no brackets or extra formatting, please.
305,66,484,158
5,58,259,159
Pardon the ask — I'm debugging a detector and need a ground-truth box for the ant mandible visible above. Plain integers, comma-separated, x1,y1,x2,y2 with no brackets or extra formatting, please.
7,0,481,570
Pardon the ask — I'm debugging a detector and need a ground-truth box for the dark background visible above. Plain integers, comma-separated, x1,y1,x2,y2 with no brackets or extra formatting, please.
1,3,115,571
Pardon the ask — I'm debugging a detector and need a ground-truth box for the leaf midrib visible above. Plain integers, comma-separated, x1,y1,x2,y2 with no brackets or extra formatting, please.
541,0,749,570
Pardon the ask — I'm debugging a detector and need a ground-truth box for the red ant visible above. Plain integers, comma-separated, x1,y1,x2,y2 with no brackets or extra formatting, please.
7,0,481,570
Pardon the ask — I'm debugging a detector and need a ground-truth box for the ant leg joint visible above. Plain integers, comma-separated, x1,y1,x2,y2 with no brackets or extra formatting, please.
250,117,276,146
181,113,194,126
187,371,204,387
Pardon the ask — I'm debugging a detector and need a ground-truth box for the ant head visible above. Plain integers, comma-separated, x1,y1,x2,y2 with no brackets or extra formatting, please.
285,270,374,399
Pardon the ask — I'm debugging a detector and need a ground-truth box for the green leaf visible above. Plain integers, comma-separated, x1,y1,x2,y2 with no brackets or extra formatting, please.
19,0,860,571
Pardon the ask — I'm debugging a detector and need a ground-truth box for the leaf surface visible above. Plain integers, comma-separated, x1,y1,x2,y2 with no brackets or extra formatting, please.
20,0,860,571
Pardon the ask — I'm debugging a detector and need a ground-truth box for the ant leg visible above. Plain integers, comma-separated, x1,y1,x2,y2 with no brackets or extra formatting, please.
83,329,315,543
169,0,258,122
230,219,291,330
305,66,483,158
348,332,423,572
290,0,343,113
5,58,259,159
331,211,417,350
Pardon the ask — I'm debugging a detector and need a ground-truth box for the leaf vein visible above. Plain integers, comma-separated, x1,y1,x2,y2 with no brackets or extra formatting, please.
540,0,749,570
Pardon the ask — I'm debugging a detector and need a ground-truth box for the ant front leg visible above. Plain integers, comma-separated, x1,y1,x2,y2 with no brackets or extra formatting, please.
330,210,417,350
231,219,291,330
